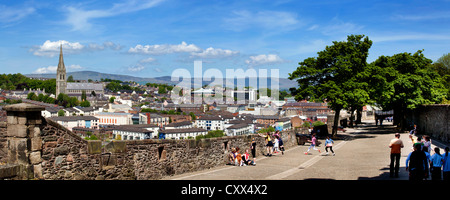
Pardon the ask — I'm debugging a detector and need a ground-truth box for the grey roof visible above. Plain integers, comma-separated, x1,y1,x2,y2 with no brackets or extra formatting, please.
253,115,279,120
165,121,192,127
227,123,250,130
67,83,104,91
48,116,98,122
197,115,222,121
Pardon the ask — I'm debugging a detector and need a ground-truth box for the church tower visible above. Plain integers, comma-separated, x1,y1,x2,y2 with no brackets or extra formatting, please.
56,44,67,97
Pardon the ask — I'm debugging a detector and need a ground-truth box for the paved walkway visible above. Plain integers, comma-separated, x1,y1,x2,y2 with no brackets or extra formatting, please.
165,121,448,180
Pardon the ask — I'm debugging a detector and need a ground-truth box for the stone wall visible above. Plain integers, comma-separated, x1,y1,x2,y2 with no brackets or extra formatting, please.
416,104,450,143
1,103,298,180
0,122,7,163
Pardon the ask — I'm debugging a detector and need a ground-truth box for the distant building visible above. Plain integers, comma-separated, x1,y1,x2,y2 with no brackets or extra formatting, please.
225,123,252,136
164,121,193,130
159,128,208,139
96,112,133,126
48,116,99,131
195,115,224,131
55,45,104,98
112,124,159,140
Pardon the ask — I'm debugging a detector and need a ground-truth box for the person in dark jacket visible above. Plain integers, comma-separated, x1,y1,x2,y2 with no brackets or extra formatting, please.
406,143,429,180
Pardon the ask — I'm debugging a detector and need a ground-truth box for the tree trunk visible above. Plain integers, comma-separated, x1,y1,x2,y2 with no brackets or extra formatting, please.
332,108,341,138
356,106,363,124
349,108,355,128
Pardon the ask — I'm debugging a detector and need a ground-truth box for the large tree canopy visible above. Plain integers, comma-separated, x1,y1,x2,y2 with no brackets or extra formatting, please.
289,35,372,137
369,50,447,129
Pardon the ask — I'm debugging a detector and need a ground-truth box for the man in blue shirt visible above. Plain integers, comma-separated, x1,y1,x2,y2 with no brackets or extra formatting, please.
430,147,443,180
443,147,450,181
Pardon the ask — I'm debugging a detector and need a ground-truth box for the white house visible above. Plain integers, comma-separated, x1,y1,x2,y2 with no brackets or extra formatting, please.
164,121,193,130
48,116,99,131
159,128,208,139
195,115,224,131
225,123,252,136
95,112,133,126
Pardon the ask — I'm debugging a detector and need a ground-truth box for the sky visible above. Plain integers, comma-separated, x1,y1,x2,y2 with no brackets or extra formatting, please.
0,0,449,78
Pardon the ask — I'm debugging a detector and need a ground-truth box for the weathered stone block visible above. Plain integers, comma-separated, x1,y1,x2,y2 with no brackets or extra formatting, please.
29,151,41,164
6,114,17,125
17,112,27,125
31,137,42,151
7,124,28,138
87,140,101,154
54,145,69,156
33,164,43,180
7,138,29,165
0,164,20,179
104,140,127,153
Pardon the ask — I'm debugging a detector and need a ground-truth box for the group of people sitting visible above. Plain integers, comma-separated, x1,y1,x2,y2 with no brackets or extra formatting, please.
227,147,256,166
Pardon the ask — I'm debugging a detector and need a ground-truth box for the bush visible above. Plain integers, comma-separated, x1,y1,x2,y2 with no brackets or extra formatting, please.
312,121,325,127
195,130,224,140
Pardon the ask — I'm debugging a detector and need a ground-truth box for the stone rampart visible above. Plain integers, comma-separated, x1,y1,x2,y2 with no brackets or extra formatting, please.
416,104,449,143
0,103,298,180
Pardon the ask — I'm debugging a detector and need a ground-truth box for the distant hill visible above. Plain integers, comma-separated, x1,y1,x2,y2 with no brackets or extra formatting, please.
26,71,298,90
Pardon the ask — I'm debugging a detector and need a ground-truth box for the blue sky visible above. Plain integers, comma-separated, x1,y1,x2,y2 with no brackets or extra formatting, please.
0,0,449,78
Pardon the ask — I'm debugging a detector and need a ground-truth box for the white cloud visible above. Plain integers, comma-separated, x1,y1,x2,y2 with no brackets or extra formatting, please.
224,10,299,31
128,41,202,55
153,67,163,73
33,66,58,74
32,64,83,74
245,54,284,66
320,18,364,36
65,0,165,31
139,57,156,64
31,40,121,57
88,41,122,50
190,47,239,58
68,64,83,69
128,64,145,72
0,4,35,24
31,40,84,57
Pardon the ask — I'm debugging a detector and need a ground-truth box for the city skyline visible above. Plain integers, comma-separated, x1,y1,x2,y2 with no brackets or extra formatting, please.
0,0,449,78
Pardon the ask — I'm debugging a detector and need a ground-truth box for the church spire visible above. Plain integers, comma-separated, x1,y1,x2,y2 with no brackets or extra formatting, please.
56,43,67,96
58,44,65,70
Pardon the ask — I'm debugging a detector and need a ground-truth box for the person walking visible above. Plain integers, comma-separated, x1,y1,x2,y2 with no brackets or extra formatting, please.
406,143,429,180
442,147,450,181
258,132,273,156
430,147,443,180
389,133,404,178
324,136,335,156
250,137,257,165
423,135,432,153
305,133,320,155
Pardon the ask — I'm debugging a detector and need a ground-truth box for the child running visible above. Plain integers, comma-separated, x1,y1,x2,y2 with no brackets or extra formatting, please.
305,133,321,155
324,136,335,156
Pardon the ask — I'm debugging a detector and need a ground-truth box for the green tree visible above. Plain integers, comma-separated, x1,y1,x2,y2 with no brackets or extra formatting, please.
109,96,115,103
58,109,65,116
432,53,450,99
80,100,90,107
289,35,372,137
67,75,74,82
27,92,37,100
369,50,447,130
